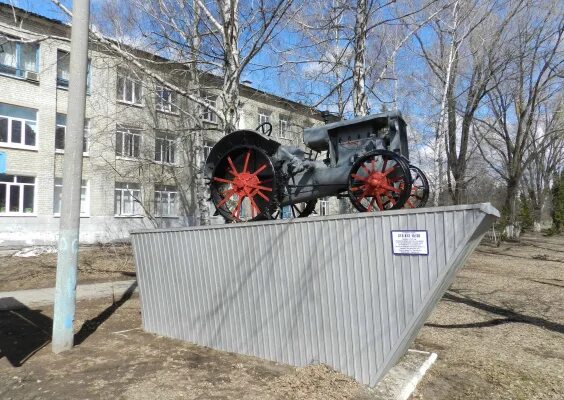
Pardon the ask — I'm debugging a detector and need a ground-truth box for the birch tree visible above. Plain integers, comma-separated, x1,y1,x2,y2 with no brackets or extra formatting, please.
413,0,522,205
52,0,297,224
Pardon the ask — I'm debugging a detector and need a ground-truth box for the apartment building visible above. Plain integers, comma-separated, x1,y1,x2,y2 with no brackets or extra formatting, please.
0,5,332,246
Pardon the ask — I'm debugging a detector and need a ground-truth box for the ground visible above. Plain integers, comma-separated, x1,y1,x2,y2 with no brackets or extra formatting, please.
0,243,135,291
412,233,563,400
0,233,562,399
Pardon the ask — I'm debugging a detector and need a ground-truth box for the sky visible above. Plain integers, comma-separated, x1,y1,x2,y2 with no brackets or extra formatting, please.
0,0,68,21
0,0,435,126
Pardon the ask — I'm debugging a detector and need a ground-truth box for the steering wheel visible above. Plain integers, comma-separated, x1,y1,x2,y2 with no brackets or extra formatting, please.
256,122,273,136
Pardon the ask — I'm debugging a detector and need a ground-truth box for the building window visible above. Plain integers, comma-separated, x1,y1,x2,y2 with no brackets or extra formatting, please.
154,185,178,217
0,38,38,78
201,94,218,123
53,178,89,216
156,85,177,113
320,199,329,216
203,140,215,161
55,113,89,154
0,174,35,214
155,132,176,164
116,69,143,105
116,126,141,159
258,111,270,125
279,117,290,139
114,182,142,216
56,50,91,90
0,103,37,148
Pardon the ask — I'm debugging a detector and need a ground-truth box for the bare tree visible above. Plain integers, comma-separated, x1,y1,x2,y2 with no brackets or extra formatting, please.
475,0,563,239
413,0,523,205
522,98,564,231
51,0,298,224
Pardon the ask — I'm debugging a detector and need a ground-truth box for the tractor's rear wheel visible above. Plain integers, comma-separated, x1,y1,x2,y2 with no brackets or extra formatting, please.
404,165,429,209
210,146,277,222
348,150,412,212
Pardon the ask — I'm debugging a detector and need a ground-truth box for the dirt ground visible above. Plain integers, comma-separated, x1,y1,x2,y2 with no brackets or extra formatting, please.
413,233,563,400
0,244,135,291
0,233,563,399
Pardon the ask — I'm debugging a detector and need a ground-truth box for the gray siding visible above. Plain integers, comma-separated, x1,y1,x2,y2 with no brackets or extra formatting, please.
131,203,499,386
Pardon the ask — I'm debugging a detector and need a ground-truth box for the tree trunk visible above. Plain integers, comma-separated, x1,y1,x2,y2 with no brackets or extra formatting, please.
352,0,368,117
504,178,520,240
192,0,210,225
221,0,241,134
532,207,542,232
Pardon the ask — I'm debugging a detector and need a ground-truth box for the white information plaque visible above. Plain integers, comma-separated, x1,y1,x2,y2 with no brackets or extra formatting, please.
391,230,429,255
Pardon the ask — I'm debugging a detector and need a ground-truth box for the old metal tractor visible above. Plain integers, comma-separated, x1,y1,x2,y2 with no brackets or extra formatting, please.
204,111,429,222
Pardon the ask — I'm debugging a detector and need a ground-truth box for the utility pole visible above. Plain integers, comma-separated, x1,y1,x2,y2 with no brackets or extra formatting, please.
52,0,91,353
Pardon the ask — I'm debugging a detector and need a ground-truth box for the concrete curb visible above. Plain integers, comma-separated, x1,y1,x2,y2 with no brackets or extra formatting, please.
0,280,138,310
373,349,437,399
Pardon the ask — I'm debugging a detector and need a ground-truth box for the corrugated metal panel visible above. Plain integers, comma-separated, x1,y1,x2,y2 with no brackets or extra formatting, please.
131,203,499,386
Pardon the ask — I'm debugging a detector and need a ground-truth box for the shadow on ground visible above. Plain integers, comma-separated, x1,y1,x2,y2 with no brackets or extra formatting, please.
0,299,51,367
0,281,137,367
425,290,564,334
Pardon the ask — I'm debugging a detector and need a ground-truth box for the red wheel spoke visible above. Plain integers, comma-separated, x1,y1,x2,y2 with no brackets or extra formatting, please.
361,164,371,174
351,184,366,192
352,174,367,182
375,195,384,210
213,177,234,184
216,188,237,208
251,164,267,176
367,198,375,212
406,199,415,208
255,190,270,201
371,159,376,173
246,184,273,192
243,150,251,173
248,193,261,217
357,187,370,202
383,184,400,193
232,196,243,220
383,165,398,176
227,156,239,177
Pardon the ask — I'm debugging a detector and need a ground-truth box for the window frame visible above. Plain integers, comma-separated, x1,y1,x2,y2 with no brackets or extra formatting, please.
55,113,90,155
0,174,36,216
279,117,290,139
53,178,90,217
202,140,215,161
114,182,143,217
258,111,270,125
0,103,38,150
320,199,329,216
115,126,142,160
154,185,178,218
200,93,218,123
155,85,178,114
154,131,177,165
0,38,39,79
56,49,91,92
116,69,144,106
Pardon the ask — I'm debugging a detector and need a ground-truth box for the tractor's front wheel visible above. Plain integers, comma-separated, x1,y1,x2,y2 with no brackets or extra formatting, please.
348,150,412,212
